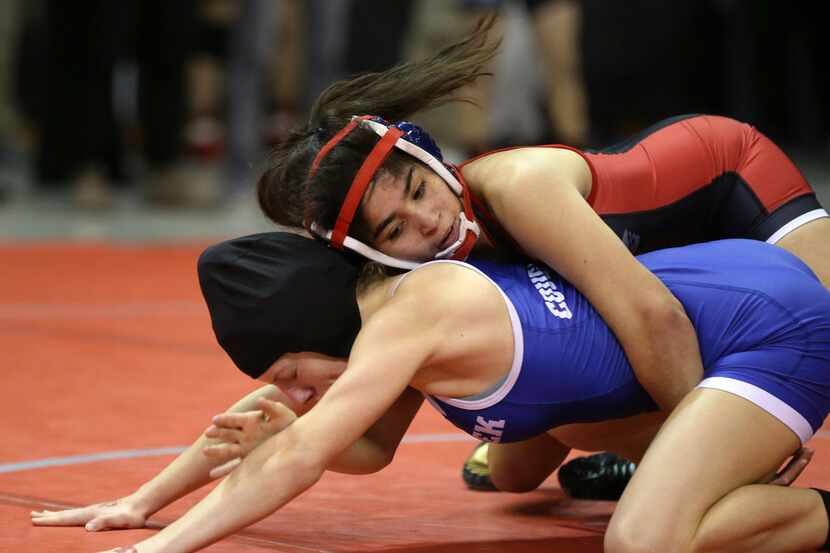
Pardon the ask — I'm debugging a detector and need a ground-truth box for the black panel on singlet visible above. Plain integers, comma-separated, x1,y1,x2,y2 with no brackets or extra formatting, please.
585,113,701,155
601,173,820,254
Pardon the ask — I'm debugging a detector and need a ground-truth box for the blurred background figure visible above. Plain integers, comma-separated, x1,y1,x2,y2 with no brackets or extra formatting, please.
0,0,23,205
717,0,829,150
224,0,278,196
19,0,215,210
0,0,827,238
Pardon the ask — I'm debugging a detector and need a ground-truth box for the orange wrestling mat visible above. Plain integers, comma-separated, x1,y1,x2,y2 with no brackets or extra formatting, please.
3,243,830,553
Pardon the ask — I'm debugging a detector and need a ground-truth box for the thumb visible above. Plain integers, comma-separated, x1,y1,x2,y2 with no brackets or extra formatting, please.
257,398,286,422
210,457,241,479
86,516,111,532
259,398,282,416
86,513,134,531
258,398,295,420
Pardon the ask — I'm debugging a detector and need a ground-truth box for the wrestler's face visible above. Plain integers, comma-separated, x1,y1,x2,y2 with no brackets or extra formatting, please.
359,162,462,261
259,352,347,410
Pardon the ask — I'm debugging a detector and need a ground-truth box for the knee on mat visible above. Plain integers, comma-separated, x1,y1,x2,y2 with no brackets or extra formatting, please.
490,474,541,493
489,464,545,493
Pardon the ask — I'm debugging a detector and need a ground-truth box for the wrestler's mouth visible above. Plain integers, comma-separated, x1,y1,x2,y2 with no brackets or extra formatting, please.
438,217,458,252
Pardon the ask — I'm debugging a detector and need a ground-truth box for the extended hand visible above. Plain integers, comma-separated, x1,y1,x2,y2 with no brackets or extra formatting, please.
203,397,298,478
31,497,147,531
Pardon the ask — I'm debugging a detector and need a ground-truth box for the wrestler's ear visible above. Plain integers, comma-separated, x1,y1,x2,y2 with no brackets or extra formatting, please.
258,355,292,384
257,363,277,384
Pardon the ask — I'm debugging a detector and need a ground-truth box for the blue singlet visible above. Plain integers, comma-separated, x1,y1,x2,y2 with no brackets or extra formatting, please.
416,240,830,444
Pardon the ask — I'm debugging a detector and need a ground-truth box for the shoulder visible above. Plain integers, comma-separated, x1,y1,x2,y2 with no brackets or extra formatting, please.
388,262,505,325
460,147,591,199
394,262,492,301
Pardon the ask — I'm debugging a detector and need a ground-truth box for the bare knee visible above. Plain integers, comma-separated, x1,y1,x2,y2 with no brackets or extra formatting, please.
487,438,564,493
604,520,655,553
605,514,693,553
488,451,548,492
489,463,545,493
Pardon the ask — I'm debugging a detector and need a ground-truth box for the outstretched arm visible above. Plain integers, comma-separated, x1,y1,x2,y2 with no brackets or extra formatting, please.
204,385,425,478
31,384,288,531
119,293,440,553
34,374,424,533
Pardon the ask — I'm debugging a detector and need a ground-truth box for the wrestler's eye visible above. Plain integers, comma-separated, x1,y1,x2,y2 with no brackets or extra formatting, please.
388,222,405,242
413,183,425,200
275,365,297,382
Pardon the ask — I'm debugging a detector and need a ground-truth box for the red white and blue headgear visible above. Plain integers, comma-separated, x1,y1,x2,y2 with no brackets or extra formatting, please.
306,115,480,270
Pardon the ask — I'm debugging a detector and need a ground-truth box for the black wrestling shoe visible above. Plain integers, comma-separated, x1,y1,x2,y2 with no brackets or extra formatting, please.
557,452,636,500
461,442,498,491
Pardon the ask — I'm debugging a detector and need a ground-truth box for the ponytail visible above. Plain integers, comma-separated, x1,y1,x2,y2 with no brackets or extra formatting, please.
257,15,500,232
310,15,499,125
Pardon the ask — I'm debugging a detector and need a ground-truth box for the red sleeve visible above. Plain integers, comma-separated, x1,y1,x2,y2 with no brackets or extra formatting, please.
583,115,812,215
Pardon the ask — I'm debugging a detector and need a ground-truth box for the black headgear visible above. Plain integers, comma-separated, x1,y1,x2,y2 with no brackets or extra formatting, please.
198,232,362,378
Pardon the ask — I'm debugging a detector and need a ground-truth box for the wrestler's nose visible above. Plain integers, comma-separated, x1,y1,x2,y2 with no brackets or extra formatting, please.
411,206,439,237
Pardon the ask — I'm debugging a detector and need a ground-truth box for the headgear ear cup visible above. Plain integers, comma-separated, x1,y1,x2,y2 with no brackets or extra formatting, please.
369,117,445,165
394,121,444,162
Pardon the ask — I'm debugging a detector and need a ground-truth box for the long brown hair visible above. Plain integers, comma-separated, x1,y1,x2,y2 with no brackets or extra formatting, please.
256,16,500,239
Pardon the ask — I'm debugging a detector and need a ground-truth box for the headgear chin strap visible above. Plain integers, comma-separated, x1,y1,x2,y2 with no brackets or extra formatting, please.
307,115,480,270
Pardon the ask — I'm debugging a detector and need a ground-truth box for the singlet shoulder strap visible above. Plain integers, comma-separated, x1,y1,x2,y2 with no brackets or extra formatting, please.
389,259,526,411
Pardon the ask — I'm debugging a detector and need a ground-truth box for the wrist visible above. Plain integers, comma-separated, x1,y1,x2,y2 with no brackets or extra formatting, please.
124,487,161,519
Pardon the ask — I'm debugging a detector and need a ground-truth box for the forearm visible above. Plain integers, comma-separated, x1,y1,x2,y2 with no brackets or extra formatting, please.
625,302,704,411
131,385,284,516
136,429,323,553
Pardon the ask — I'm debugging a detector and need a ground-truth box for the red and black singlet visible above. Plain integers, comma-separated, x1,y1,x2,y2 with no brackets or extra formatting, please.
462,114,824,254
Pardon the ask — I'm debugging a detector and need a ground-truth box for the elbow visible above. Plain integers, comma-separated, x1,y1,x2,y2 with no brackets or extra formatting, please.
355,450,395,475
327,445,396,476
380,448,397,470
639,294,692,336
370,452,396,474
371,446,398,473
